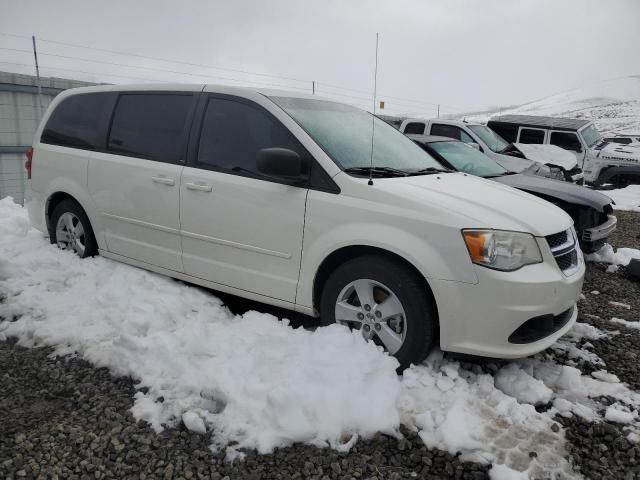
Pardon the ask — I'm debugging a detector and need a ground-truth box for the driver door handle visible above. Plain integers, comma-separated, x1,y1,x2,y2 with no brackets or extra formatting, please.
151,176,175,186
185,182,213,192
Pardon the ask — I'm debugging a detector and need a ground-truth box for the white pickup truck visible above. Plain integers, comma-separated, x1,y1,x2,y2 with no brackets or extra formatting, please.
398,118,583,182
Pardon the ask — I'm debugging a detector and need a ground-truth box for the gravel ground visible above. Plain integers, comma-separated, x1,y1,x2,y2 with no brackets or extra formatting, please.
1,211,639,480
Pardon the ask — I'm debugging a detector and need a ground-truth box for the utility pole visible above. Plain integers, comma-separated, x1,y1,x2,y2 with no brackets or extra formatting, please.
31,35,44,120
437,104,440,119
312,80,315,95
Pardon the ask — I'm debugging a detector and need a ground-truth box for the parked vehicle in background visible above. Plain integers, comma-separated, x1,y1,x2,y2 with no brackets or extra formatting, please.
398,118,582,182
408,135,617,253
26,84,584,369
487,115,640,187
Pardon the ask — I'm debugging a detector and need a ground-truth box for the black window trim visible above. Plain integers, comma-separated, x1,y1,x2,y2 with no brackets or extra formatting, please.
104,90,199,165
187,92,340,193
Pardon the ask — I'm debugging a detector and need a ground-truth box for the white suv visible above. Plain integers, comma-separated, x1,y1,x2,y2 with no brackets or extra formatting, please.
25,84,585,369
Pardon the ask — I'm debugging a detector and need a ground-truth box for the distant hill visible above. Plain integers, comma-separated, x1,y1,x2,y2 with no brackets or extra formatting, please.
461,75,640,135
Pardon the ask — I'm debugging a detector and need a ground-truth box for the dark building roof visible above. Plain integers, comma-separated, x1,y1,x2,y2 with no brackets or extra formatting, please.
488,114,591,131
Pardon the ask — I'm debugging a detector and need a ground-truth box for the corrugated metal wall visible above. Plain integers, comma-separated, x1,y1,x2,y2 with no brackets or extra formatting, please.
0,71,97,204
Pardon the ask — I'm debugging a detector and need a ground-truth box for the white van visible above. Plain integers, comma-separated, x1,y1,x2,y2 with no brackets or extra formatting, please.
25,84,584,369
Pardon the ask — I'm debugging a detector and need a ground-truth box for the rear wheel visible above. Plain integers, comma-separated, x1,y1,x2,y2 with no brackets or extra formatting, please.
50,200,98,258
320,255,436,371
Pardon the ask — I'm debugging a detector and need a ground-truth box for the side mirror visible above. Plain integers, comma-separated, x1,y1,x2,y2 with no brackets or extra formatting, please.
256,148,309,184
468,142,481,151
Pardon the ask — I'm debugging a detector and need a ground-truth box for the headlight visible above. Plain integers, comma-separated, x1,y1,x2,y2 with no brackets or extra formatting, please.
548,166,566,181
462,229,543,271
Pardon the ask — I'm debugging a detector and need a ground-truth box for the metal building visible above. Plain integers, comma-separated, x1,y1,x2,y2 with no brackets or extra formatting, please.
0,71,97,204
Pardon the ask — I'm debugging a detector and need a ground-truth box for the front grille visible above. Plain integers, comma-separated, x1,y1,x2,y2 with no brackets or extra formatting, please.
545,228,580,275
555,250,578,270
546,231,568,249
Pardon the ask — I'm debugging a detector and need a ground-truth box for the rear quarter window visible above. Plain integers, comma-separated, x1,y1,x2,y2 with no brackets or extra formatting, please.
403,122,425,135
41,93,111,149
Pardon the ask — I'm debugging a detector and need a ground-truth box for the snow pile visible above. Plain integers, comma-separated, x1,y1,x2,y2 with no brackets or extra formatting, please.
605,185,640,212
2,197,640,477
0,198,401,457
610,317,640,331
585,243,640,266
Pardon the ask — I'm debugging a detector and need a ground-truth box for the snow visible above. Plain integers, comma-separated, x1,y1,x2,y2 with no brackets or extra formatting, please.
609,301,631,310
610,317,640,331
489,463,528,480
604,185,640,212
605,405,637,424
462,75,640,135
585,243,640,266
2,196,640,477
182,410,207,434
592,370,620,383
494,363,553,405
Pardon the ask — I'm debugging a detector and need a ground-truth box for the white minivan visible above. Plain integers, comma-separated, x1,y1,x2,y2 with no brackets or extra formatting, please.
25,84,585,369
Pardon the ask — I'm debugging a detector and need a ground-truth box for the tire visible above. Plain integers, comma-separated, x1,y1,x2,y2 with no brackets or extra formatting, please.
319,255,437,371
49,199,98,258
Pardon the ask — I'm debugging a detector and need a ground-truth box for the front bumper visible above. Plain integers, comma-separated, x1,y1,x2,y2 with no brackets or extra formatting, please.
431,242,585,359
582,214,617,243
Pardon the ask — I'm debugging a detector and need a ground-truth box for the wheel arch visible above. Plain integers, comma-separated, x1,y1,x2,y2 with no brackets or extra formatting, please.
312,245,440,335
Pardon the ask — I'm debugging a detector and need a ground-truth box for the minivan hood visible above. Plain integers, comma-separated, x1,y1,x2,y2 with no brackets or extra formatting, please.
512,143,578,170
492,173,612,211
372,172,573,237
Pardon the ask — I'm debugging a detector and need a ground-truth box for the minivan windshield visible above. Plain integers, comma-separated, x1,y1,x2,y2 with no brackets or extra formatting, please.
468,125,510,153
271,97,444,174
581,124,603,148
428,140,507,177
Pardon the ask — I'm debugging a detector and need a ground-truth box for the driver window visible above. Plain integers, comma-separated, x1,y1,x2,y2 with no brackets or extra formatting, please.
550,131,582,152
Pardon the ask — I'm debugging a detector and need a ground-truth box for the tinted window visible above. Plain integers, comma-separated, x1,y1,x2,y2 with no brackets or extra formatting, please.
430,124,473,143
488,123,518,143
403,122,425,135
107,94,192,163
519,128,545,144
41,93,110,149
550,131,582,151
197,97,304,174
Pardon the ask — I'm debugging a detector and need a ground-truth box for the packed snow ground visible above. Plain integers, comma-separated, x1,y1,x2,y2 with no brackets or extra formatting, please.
1,198,640,478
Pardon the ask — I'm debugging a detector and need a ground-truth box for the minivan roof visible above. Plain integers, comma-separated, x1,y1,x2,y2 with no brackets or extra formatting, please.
488,114,591,131
59,83,320,100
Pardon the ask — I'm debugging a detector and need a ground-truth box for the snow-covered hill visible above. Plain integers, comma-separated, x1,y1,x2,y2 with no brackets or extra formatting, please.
463,75,640,135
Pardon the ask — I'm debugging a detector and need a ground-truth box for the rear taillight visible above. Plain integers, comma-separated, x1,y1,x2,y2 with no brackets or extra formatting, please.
25,147,33,179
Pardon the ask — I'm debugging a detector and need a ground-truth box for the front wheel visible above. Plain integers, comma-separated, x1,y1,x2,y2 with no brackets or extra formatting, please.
50,200,98,258
319,256,437,371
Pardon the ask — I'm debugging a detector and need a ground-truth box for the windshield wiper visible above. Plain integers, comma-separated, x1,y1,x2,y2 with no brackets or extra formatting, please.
407,167,453,176
343,166,409,177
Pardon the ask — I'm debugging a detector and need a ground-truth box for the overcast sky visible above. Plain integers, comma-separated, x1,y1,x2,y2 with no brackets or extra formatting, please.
2,0,639,116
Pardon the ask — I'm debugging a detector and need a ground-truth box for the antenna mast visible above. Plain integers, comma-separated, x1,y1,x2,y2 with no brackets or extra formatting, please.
368,32,379,186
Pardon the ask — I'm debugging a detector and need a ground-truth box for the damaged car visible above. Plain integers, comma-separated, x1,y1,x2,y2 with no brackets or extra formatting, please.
398,118,583,183
408,135,617,253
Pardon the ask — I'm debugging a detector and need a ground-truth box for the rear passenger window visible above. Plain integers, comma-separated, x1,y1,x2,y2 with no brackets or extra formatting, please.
550,131,582,152
430,124,474,143
519,128,545,144
403,122,425,135
107,93,192,163
197,97,304,175
41,93,110,149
